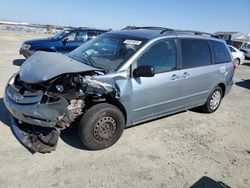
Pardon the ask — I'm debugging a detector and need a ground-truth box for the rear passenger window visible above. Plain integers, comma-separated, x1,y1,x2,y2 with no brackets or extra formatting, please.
209,40,231,63
87,31,98,41
180,39,211,69
136,39,177,74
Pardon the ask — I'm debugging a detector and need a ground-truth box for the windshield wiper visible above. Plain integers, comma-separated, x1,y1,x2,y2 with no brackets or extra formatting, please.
69,53,107,71
82,52,95,67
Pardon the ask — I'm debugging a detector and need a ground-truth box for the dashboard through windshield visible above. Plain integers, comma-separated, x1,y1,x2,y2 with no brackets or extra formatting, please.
68,34,147,71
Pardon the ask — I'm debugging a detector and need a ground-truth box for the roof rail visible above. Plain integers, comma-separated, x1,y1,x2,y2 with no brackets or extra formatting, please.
161,29,218,38
122,26,218,38
78,27,92,29
122,26,173,31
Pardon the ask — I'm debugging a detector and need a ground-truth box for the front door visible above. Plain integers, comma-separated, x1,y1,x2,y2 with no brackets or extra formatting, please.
130,38,183,123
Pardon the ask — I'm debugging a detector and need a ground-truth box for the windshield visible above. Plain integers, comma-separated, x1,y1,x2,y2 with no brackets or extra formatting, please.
68,34,146,71
51,30,69,40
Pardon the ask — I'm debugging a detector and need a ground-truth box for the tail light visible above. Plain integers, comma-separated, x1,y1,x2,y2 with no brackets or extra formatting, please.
232,59,237,70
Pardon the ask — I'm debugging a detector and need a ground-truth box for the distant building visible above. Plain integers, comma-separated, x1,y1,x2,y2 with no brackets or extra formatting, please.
0,20,29,26
214,31,242,45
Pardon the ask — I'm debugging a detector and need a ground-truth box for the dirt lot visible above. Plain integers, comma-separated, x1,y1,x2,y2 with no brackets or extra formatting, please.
0,30,249,188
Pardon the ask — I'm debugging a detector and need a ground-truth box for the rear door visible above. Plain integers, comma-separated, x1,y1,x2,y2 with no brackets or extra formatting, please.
177,38,215,108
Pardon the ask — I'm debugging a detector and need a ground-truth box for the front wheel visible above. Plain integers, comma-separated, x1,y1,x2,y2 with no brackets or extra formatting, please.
78,103,125,150
200,86,223,113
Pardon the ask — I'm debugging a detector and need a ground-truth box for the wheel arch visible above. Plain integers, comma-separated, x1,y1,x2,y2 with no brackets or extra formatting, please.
84,95,128,125
105,98,127,125
217,83,226,97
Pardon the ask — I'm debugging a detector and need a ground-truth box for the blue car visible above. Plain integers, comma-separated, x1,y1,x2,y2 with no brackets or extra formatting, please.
19,28,107,58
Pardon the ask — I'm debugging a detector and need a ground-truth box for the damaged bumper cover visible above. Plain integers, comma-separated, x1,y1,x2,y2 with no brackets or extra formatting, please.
4,71,117,153
4,82,83,153
4,84,71,128
9,115,60,153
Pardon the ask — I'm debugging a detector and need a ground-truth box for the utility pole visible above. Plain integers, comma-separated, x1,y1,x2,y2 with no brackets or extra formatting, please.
68,14,72,27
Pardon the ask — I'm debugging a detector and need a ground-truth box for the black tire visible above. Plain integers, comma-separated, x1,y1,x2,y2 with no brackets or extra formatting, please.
78,103,125,150
200,86,223,113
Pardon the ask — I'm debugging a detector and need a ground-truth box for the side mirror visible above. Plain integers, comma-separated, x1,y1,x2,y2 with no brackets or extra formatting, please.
62,38,68,45
133,65,155,78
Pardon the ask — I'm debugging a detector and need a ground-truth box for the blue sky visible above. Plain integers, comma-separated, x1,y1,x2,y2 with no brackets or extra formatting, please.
0,0,249,33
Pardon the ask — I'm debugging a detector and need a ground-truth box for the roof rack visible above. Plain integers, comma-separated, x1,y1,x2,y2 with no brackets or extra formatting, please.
161,29,218,38
122,26,173,31
122,26,218,38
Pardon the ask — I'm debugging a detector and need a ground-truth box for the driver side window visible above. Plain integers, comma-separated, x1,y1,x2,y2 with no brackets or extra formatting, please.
135,38,177,74
65,32,77,42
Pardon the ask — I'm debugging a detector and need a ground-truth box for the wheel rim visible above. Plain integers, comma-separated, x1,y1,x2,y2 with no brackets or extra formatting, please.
93,116,117,141
210,91,221,110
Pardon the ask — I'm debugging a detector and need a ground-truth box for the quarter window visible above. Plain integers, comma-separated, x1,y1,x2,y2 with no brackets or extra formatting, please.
209,40,231,63
136,39,177,74
180,39,211,69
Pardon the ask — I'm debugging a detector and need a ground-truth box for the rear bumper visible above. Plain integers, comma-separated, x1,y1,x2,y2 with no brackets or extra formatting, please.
19,48,35,58
9,115,60,153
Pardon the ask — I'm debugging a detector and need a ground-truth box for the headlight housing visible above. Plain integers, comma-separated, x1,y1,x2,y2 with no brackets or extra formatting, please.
21,43,31,50
8,73,17,85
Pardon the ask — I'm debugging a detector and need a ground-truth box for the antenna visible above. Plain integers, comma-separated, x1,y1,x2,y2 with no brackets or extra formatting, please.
68,14,72,27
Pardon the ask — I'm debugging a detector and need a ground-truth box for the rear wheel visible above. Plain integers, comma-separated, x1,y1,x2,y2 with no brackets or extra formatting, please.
200,86,223,113
78,103,125,150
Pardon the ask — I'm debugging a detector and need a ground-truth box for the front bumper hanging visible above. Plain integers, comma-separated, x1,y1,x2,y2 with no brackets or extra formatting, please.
10,115,60,153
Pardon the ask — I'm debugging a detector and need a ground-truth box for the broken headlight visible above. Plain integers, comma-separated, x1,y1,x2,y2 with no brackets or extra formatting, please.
8,73,17,85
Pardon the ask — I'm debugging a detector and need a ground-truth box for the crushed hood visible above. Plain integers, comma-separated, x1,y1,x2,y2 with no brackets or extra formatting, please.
19,51,100,83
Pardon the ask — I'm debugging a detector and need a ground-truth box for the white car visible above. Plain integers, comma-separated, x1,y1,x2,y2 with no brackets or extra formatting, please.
228,45,245,66
241,42,250,58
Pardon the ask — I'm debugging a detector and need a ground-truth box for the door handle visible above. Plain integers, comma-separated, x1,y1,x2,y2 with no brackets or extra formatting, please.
181,72,190,78
170,74,180,80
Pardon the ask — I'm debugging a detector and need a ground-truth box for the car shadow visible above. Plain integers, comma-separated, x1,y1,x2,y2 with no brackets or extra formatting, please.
60,127,90,150
235,79,250,90
0,98,10,127
12,59,25,66
190,176,230,188
60,111,187,150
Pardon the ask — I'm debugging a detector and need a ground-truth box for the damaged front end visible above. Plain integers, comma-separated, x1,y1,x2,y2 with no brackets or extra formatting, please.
4,72,116,153
10,117,60,153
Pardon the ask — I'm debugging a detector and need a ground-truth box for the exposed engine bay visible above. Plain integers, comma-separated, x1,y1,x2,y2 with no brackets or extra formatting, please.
6,71,117,153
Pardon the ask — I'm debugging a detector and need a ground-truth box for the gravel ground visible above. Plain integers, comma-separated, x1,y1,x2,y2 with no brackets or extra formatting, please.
0,30,249,188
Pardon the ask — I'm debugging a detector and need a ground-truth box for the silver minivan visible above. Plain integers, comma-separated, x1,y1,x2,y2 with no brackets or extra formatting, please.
4,27,235,153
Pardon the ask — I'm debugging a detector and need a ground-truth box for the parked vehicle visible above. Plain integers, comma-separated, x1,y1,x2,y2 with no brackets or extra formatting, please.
19,28,107,58
4,27,235,153
240,42,250,59
228,45,245,66
231,40,244,49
